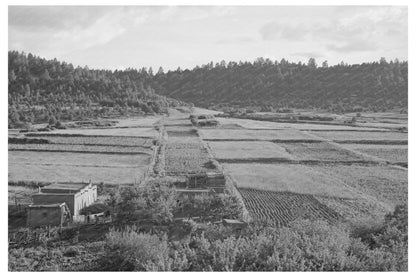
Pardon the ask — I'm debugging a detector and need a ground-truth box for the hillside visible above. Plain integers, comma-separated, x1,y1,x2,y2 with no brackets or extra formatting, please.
150,58,407,113
8,52,408,128
8,51,188,128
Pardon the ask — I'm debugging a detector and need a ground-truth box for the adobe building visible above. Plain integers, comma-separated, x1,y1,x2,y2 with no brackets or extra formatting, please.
30,182,97,220
26,203,71,228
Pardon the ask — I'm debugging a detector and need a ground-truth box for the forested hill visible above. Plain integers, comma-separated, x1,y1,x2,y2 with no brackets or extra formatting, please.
8,51,408,128
8,51,188,128
150,58,407,113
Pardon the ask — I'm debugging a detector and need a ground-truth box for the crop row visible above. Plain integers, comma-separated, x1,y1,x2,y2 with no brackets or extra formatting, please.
238,188,341,227
165,142,217,174
25,135,154,147
9,143,152,155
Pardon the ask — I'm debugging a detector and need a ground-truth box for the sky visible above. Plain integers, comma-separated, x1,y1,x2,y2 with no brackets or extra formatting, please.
8,5,408,71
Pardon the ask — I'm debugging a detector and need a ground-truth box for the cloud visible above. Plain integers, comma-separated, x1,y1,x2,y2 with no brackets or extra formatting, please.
259,6,407,55
216,36,255,44
291,52,323,59
259,22,311,41
9,6,152,55
327,40,377,53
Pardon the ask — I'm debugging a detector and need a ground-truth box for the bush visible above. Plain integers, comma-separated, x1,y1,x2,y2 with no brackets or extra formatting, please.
108,182,177,225
102,227,183,271
79,203,109,216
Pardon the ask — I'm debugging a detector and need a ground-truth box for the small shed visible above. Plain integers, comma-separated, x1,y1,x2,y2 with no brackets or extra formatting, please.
32,182,97,217
27,203,71,228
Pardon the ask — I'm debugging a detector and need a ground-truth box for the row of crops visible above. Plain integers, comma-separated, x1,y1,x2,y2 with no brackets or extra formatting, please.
20,135,154,147
9,143,152,155
239,188,341,227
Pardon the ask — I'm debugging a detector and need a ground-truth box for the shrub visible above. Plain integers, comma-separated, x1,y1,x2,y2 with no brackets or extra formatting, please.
102,227,182,271
108,182,177,225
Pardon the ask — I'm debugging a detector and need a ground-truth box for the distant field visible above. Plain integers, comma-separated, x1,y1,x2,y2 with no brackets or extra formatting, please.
9,143,152,155
114,116,161,128
223,163,357,198
216,117,390,131
24,135,154,147
309,130,407,142
8,163,145,184
208,141,293,160
239,188,341,226
343,144,408,163
27,127,158,138
311,165,407,207
9,150,150,168
279,142,366,161
165,142,216,175
199,129,315,141
314,195,391,224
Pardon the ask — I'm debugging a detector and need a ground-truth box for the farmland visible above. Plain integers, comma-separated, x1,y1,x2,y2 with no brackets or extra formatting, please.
208,141,293,160
279,142,366,162
27,127,158,138
199,128,316,141
22,135,154,147
8,116,159,187
239,188,341,226
9,151,151,184
8,108,408,229
198,110,407,225
309,130,408,142
223,163,358,198
343,144,408,164
9,143,152,154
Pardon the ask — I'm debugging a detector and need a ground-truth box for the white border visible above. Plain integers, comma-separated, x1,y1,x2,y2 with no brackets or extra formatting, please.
2,1,414,276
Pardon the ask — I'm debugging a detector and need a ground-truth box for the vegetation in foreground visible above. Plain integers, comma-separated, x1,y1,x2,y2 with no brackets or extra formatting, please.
9,181,407,271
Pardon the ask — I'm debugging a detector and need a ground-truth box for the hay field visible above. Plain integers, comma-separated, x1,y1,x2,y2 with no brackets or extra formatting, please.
343,144,408,163
8,163,145,184
199,129,315,141
239,188,341,226
279,142,366,161
223,163,358,198
25,135,153,147
208,141,293,160
9,150,151,184
311,165,407,207
28,127,158,138
216,117,388,131
114,116,161,127
9,151,150,167
309,130,408,142
9,143,152,155
165,142,217,175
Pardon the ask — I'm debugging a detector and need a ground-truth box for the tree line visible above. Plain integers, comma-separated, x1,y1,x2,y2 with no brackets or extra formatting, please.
8,51,408,128
8,51,188,128
150,57,407,113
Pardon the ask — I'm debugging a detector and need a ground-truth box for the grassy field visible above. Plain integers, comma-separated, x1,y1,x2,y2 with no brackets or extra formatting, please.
9,143,152,154
208,141,293,160
343,144,408,163
216,117,390,131
9,150,150,167
223,163,358,198
24,135,154,147
310,165,407,207
8,163,146,184
28,127,158,138
309,130,408,142
199,129,316,141
239,188,341,226
279,142,366,161
165,142,216,175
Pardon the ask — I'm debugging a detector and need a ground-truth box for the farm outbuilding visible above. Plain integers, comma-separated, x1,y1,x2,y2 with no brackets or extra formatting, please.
32,182,97,218
26,203,71,228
